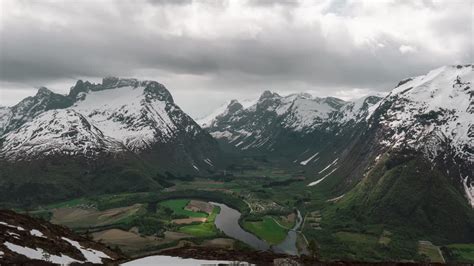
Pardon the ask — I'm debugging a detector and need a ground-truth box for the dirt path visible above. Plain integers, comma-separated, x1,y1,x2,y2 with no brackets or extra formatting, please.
171,217,207,224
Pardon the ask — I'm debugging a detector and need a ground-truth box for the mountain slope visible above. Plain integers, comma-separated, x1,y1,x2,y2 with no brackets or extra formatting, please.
0,209,122,264
0,109,125,161
328,65,474,242
0,77,219,170
1,88,73,135
0,77,221,206
203,91,384,194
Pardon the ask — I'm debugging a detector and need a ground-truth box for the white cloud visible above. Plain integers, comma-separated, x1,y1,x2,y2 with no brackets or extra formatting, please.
399,45,417,54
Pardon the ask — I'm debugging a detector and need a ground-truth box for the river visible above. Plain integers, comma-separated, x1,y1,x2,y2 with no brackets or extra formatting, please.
210,202,269,250
211,202,304,255
272,209,304,255
123,202,304,264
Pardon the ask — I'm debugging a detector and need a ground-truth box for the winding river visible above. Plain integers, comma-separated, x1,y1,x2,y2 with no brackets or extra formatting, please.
210,202,269,250
211,202,304,255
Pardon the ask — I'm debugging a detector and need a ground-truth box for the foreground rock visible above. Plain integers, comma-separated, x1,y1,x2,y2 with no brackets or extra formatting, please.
0,210,123,264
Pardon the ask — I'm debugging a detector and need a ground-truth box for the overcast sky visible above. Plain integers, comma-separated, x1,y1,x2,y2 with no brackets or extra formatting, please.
0,0,472,118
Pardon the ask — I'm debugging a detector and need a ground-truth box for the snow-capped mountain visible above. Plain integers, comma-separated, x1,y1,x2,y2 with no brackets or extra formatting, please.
0,109,125,161
70,78,202,152
0,88,73,136
0,77,220,205
0,77,218,164
203,90,382,152
202,65,473,209
367,65,474,206
0,106,12,136
0,77,220,179
375,65,473,163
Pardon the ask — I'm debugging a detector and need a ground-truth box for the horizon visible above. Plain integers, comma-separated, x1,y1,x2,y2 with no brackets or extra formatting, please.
0,64,459,119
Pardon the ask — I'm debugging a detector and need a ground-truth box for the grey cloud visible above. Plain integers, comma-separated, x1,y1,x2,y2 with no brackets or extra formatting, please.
146,0,192,5
247,0,300,7
0,0,471,103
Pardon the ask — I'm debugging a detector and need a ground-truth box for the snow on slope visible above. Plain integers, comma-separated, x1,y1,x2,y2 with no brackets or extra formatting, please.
4,242,80,265
205,92,348,150
0,106,12,136
0,109,125,160
378,65,473,162
72,84,177,151
279,93,343,131
0,78,210,160
338,95,384,123
198,98,258,128
197,101,232,128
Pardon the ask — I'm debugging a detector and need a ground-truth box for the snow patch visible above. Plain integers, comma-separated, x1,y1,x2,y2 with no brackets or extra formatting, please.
203,158,214,167
318,158,339,174
462,176,474,207
300,152,319,166
122,255,252,266
30,229,45,238
62,237,111,264
308,167,339,187
0,221,25,231
4,241,80,264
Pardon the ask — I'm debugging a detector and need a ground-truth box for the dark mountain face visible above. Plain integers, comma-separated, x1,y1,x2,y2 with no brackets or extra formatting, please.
1,87,74,135
328,65,474,242
0,209,123,264
0,77,220,206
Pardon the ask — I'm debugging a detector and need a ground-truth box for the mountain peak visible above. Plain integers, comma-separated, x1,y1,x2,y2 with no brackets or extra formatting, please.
259,90,280,100
102,77,139,88
36,87,53,97
227,99,243,113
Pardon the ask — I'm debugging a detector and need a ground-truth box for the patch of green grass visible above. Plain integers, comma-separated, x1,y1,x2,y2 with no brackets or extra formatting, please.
243,216,288,245
159,199,207,218
418,241,444,263
179,207,220,237
273,214,295,229
445,243,474,263
335,231,378,244
378,230,392,245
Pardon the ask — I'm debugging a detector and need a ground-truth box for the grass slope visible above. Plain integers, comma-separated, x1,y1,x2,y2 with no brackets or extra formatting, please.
243,216,288,245
178,206,220,237
159,199,207,218
332,153,474,243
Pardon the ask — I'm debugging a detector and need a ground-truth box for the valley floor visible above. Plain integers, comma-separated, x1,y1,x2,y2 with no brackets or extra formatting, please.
22,158,474,263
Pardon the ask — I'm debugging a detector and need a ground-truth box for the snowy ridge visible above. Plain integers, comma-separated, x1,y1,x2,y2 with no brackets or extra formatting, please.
377,65,473,162
72,84,177,152
0,109,125,160
0,106,12,136
337,95,384,123
205,91,355,150
0,78,209,161
203,89,384,152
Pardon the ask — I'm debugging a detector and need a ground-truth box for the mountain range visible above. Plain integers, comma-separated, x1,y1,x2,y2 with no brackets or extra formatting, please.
0,65,472,241
0,77,219,205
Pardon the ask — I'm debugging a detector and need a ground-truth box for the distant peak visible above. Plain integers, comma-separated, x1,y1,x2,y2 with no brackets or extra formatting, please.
289,92,312,99
36,87,53,96
227,99,243,113
259,90,280,100
229,99,240,106
102,77,139,88
102,76,119,87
